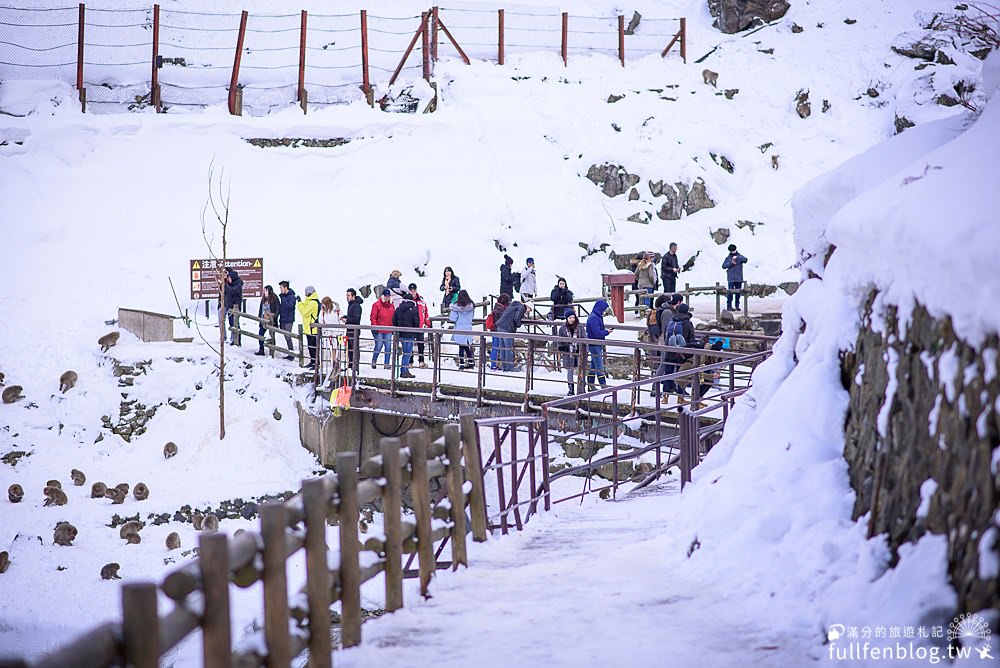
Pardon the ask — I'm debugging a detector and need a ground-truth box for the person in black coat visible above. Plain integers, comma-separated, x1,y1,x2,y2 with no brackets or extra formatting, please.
439,266,461,310
661,242,680,293
499,254,520,297
255,285,280,356
277,281,297,360
222,268,244,345
344,288,363,370
392,298,421,378
549,278,575,319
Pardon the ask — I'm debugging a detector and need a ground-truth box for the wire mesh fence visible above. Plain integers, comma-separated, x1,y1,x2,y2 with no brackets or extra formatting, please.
0,4,685,115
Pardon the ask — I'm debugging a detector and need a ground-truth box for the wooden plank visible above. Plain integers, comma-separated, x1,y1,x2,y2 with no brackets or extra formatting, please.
261,503,292,667
459,413,489,541
407,430,435,596
302,478,332,668
381,437,404,612
200,533,232,667
444,424,468,568
122,582,159,668
337,451,362,647
33,623,120,668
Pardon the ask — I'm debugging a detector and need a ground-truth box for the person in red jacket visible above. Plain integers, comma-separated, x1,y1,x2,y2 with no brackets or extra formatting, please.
408,283,431,368
370,289,396,369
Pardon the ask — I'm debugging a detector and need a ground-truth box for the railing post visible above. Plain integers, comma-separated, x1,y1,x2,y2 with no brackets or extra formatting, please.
460,414,489,541
561,12,568,66
618,15,625,66
510,426,522,530
715,281,722,321
476,333,485,407
337,451,362,647
444,424,468,568
122,582,159,668
680,17,687,63
431,6,439,62
523,338,533,409
421,11,430,82
381,438,404,610
612,393,619,497
298,324,305,366
390,330,399,395
493,424,507,534
200,533,232,667
360,10,372,105
497,9,504,65
540,416,551,511
298,10,307,113
228,10,248,116
432,330,442,398
261,503,291,667
302,479,332,668
151,4,161,112
77,3,86,112
407,430,435,596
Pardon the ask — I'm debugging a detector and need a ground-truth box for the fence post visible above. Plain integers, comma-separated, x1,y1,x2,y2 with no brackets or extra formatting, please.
390,331,399,395
261,504,291,667
715,281,721,321
561,12,568,66
298,324,305,366
459,413,489,541
360,10,372,105
680,17,687,63
618,15,625,66
444,424,469,569
298,10,308,113
302,479,332,668
684,282,691,306
497,9,504,65
380,438,404,611
77,3,86,112
151,4,161,112
228,10,248,116
200,533,232,666
523,338,533,409
421,11,431,81
431,6,440,62
122,582,159,668
407,430,435,596
337,451,362,647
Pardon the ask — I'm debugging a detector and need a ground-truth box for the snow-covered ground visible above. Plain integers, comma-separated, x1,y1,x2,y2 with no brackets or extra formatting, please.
2,0,997,664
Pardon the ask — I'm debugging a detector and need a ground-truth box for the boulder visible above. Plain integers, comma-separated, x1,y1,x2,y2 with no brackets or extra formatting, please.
760,319,782,336
708,0,791,34
711,228,731,245
891,30,956,61
795,89,811,118
625,11,641,35
779,281,799,295
586,163,639,198
656,183,687,220
628,187,640,201
686,178,716,214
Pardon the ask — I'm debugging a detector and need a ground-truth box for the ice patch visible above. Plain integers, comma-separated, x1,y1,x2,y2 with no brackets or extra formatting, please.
877,347,899,437
916,478,937,519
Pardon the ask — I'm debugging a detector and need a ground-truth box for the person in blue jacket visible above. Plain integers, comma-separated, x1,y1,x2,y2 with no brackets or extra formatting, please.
277,281,297,361
585,299,614,389
722,244,748,311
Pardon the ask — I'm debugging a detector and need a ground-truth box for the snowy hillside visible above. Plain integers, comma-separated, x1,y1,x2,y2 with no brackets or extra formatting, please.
2,0,995,662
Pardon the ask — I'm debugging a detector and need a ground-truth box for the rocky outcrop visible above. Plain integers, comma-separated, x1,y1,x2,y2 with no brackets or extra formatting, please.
708,0,791,34
891,30,957,61
588,165,716,221
842,294,999,615
587,163,640,197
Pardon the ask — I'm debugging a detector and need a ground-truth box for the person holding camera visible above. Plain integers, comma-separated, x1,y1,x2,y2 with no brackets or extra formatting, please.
557,311,584,395
722,244,748,311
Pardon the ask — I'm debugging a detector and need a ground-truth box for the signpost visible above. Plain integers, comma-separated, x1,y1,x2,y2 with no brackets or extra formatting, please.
190,257,264,300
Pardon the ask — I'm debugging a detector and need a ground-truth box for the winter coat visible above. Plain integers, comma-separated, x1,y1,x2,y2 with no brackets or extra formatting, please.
345,297,363,326
392,299,420,338
586,300,612,341
499,263,519,297
319,306,342,339
634,261,659,290
370,298,395,334
297,293,321,336
495,301,526,333
490,301,508,330
440,274,461,303
723,252,748,282
387,276,406,307
413,294,431,328
549,285,574,319
646,304,673,343
448,302,476,345
224,269,244,311
665,311,696,346
258,292,279,324
661,252,679,281
557,321,583,368
520,266,537,295
278,289,297,326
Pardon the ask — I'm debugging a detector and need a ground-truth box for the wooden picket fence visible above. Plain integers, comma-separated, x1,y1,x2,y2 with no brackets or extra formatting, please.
20,416,487,668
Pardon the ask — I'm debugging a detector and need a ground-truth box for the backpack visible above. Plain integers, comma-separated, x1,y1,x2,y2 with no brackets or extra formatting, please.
646,308,661,341
513,271,522,292
665,319,686,347
485,312,496,331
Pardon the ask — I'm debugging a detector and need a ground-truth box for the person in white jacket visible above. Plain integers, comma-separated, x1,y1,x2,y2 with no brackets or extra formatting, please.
519,257,537,300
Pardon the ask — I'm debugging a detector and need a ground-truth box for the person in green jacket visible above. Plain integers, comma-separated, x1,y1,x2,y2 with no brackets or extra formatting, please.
297,285,321,369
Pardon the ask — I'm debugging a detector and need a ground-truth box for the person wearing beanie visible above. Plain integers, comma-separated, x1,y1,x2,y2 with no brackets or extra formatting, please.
369,289,396,369
500,254,520,298
296,285,321,368
520,257,537,299
722,244,749,311
277,281,297,360
408,282,431,368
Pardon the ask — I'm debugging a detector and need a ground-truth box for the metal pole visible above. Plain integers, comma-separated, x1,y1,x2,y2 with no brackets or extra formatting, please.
77,3,85,112
298,10,307,111
228,10,248,115
151,4,160,112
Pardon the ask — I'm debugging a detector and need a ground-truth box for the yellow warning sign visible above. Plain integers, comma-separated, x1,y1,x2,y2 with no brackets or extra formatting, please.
253,259,261,268
192,261,201,270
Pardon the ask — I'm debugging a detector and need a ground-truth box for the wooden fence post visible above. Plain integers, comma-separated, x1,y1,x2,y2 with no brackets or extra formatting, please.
337,451,362,647
561,12,568,66
200,533,232,667
421,11,431,81
298,10,308,113
680,16,687,63
261,503,291,667
151,4,160,112
229,10,248,115
497,9,504,65
444,424,468,568
302,479,332,668
77,3,86,112
380,438,404,611
618,15,625,66
122,582,159,668
407,430,435,596
360,10,372,105
431,6,439,62
459,414,488,541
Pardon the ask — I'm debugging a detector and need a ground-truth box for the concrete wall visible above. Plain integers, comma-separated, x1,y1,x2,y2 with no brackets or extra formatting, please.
118,308,175,342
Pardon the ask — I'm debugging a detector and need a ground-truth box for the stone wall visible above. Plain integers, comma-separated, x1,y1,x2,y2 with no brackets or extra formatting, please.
842,293,999,614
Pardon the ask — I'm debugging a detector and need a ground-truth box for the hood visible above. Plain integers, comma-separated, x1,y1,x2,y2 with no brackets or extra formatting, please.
352,296,364,305
593,299,609,316
226,268,239,279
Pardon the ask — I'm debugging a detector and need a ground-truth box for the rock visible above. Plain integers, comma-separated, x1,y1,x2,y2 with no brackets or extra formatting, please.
711,153,735,173
791,22,803,33
596,460,636,482
624,11,641,35
273,408,282,421
936,93,961,107
891,30,955,61
607,93,625,103
586,163,639,198
711,228,731,245
735,219,763,234
648,179,664,197
627,212,649,224
241,502,259,520
822,99,831,113
628,188,639,201
845,18,857,25
795,89,811,118
894,115,915,134
656,182,688,220
779,281,799,295
723,89,739,99
686,179,715,214
708,0,790,34
760,319,782,336
719,310,736,326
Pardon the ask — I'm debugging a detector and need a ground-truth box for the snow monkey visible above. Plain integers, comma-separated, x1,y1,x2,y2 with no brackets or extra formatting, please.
8,484,24,503
97,331,120,353
114,483,129,496
0,551,9,574
59,371,78,393
2,385,24,404
53,522,77,546
163,442,178,459
105,487,125,505
133,483,149,501
0,371,5,385
702,69,718,87
165,532,181,551
43,486,68,507
771,154,780,170
192,512,204,531
100,563,121,580
71,469,86,486
91,481,108,499
201,514,219,533
119,521,143,544
46,479,61,489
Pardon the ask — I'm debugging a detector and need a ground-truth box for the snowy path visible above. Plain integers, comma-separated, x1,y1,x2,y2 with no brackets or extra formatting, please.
338,480,822,667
